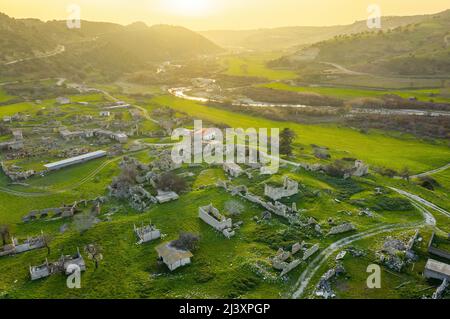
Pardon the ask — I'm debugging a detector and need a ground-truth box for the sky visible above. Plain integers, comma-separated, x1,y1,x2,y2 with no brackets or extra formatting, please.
0,0,449,30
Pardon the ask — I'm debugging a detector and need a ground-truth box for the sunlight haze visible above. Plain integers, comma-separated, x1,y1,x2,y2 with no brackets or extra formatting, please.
0,0,449,29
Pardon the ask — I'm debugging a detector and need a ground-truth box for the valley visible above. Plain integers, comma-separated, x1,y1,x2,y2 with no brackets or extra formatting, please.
0,7,449,301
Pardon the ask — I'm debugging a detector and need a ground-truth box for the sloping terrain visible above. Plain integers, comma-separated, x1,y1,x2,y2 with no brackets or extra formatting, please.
273,10,450,76
200,13,432,51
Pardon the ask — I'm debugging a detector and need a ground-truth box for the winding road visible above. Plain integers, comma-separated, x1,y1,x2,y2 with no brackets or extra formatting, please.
4,45,65,66
292,222,425,299
410,163,450,179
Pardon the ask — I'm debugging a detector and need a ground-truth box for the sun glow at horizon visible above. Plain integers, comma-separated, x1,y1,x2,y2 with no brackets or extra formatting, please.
163,0,214,17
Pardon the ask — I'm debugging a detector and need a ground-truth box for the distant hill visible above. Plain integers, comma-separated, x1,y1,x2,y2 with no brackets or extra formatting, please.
0,12,222,78
273,9,450,76
200,13,433,51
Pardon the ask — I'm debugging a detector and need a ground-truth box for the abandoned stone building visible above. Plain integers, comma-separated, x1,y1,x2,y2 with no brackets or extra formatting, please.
344,160,369,178
94,130,128,143
56,97,70,105
328,223,356,236
59,129,86,141
264,176,299,201
424,259,450,281
271,243,305,276
0,140,24,151
61,249,87,275
134,223,161,244
0,232,46,257
29,248,86,281
1,161,34,182
303,244,320,261
198,204,235,238
30,259,54,281
155,190,179,204
223,162,243,178
428,232,450,261
155,241,193,271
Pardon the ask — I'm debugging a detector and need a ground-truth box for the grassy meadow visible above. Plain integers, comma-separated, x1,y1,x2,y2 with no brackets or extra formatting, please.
221,53,298,80
149,95,450,174
261,82,450,103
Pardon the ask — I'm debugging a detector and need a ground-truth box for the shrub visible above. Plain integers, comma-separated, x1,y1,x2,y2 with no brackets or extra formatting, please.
156,172,187,193
372,196,413,211
171,232,200,251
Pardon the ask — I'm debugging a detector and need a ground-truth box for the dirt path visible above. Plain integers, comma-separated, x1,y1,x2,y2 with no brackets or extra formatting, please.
291,222,425,299
291,187,448,299
4,45,65,66
320,62,368,76
390,187,450,218
409,163,450,179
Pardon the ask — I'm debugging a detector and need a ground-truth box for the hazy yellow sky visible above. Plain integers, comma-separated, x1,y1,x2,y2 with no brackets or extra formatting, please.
0,0,449,30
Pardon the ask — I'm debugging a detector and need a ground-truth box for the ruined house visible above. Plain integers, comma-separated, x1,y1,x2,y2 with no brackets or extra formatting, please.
150,150,182,172
30,248,86,281
424,259,450,281
155,190,179,204
155,242,193,271
264,176,299,201
223,162,243,178
271,246,303,276
0,232,46,257
60,129,85,141
328,223,356,236
61,248,86,275
428,232,450,261
56,97,70,105
29,259,53,281
198,204,235,238
134,224,161,244
345,160,369,178
303,244,320,261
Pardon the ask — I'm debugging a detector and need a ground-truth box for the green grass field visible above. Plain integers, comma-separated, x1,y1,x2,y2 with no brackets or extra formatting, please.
0,88,14,103
221,54,298,80
1,156,437,299
149,95,450,174
261,82,450,103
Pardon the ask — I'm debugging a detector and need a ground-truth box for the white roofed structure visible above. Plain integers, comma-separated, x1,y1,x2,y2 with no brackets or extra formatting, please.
44,150,107,171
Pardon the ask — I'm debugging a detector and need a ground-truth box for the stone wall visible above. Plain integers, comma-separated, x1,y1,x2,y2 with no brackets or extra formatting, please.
264,176,299,201
199,204,233,232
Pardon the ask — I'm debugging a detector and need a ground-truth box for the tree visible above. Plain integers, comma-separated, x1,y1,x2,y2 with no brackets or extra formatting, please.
279,128,296,156
0,225,11,246
85,243,103,269
400,167,411,181
224,200,244,216
171,232,200,251
156,172,187,193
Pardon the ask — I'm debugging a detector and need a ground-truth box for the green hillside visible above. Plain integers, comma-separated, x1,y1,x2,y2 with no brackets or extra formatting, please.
200,13,432,51
0,12,222,79
278,10,450,76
